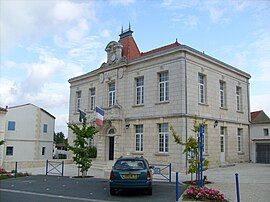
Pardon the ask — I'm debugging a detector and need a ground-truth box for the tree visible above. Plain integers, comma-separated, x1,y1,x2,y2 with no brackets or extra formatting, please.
170,116,209,182
0,140,4,145
67,116,98,177
54,132,67,144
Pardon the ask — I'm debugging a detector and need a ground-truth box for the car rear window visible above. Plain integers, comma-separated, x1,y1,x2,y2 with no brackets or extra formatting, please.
114,159,146,170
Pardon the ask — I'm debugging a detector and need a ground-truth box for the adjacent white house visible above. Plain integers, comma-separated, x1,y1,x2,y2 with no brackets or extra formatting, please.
0,103,55,169
250,110,270,164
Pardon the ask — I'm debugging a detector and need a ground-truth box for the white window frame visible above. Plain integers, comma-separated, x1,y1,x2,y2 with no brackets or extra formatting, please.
159,71,169,102
108,82,115,107
76,91,82,112
135,125,143,152
220,81,226,108
136,77,144,105
89,88,96,110
198,73,206,104
236,86,242,111
159,123,169,153
237,128,243,152
220,127,225,153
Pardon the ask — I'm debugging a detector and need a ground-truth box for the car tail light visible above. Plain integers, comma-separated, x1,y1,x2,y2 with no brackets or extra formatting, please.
110,171,115,180
147,171,152,181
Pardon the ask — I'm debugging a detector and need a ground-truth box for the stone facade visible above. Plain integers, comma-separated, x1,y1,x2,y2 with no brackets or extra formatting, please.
68,29,251,172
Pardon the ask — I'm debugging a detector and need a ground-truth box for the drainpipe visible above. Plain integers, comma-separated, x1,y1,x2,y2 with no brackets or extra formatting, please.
184,51,188,174
247,79,251,162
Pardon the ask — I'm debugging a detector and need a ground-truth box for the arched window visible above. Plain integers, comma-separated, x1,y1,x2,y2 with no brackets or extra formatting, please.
108,128,115,135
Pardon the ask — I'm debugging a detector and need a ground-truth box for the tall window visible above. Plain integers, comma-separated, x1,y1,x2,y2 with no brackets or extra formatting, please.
135,125,143,152
237,128,243,152
198,74,206,104
76,91,82,112
159,123,169,152
6,146,13,156
136,77,144,105
43,124,48,133
220,81,226,108
8,121,16,131
236,86,242,111
42,147,46,155
159,72,169,102
89,88,96,110
220,127,225,153
108,82,115,107
264,128,269,136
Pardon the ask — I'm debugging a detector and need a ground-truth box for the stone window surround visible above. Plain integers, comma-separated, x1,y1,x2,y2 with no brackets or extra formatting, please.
135,124,143,152
158,71,169,102
198,73,207,104
89,87,96,111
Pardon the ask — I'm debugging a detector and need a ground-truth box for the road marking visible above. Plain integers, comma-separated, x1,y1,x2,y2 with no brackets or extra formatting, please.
0,188,116,202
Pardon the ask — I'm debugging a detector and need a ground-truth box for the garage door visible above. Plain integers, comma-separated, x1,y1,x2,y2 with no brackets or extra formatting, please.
256,143,270,164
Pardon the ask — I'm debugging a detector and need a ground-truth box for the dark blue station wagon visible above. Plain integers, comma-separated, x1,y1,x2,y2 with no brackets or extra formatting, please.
109,156,153,195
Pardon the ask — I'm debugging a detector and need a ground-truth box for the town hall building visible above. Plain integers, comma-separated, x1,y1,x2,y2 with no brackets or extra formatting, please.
68,27,251,172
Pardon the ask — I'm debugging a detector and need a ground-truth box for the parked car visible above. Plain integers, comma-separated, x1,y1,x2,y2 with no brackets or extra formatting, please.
109,156,153,195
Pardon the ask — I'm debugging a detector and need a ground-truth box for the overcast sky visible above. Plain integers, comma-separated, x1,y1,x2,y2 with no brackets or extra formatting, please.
1,0,269,137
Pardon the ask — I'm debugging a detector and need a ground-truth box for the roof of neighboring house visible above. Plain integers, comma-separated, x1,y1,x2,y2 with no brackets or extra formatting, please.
251,110,270,124
7,103,55,119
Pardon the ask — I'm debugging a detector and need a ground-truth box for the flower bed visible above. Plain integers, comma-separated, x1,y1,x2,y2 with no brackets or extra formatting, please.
182,186,228,201
0,167,30,180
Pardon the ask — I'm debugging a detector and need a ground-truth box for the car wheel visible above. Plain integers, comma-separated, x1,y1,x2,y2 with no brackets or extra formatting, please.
147,188,152,195
110,188,116,195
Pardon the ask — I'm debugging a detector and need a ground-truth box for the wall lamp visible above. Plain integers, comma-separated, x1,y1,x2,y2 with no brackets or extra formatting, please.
214,120,219,128
125,124,130,129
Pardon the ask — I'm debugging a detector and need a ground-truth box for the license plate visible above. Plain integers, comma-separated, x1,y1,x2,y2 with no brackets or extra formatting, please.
123,174,138,179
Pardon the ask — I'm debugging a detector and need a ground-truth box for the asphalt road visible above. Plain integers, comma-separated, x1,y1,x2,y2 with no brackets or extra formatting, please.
0,175,186,202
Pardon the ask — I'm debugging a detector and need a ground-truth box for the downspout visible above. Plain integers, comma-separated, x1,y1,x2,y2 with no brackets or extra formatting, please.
184,51,188,174
247,79,251,162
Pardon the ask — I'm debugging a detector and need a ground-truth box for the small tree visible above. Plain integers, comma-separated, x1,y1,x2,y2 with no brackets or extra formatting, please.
0,140,4,145
170,116,209,182
67,116,98,177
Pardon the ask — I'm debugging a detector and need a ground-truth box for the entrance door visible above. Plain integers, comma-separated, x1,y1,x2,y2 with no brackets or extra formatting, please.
220,127,226,163
256,143,270,164
109,136,114,160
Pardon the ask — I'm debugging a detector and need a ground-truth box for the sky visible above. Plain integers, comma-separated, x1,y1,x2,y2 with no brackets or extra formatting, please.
0,0,270,137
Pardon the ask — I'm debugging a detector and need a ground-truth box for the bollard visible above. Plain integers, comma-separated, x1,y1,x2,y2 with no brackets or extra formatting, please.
61,161,64,176
14,162,18,178
235,173,240,202
176,172,179,202
45,160,48,175
169,163,172,182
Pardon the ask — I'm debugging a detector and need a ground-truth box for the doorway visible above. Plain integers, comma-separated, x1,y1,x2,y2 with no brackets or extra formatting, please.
109,136,114,160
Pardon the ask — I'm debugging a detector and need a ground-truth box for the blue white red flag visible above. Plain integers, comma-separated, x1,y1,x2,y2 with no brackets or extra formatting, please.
95,106,104,126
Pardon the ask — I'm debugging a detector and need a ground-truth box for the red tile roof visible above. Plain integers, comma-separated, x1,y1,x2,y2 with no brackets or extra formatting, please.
119,35,141,60
251,110,263,122
141,41,180,57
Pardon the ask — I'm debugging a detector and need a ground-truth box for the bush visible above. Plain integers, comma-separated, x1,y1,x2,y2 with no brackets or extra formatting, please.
184,186,226,201
0,167,7,174
89,146,97,158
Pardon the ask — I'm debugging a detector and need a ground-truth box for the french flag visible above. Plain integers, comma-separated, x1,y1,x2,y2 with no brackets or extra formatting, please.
95,106,104,126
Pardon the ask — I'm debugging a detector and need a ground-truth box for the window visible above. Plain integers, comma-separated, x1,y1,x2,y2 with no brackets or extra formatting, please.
236,86,242,111
8,121,16,131
220,127,225,152
136,77,144,105
263,128,269,136
6,146,13,156
42,147,46,155
76,91,82,112
159,123,169,152
89,88,96,110
108,82,115,107
237,128,243,152
89,138,94,146
159,72,169,102
135,125,143,152
198,74,206,104
43,124,48,133
220,81,226,108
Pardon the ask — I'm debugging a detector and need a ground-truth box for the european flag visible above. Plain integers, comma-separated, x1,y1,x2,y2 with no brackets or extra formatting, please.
78,109,86,122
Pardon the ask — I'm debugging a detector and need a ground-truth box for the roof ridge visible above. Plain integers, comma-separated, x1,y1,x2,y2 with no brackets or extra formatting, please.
141,41,180,56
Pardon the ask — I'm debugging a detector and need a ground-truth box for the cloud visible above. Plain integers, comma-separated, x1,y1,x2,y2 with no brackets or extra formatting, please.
109,0,135,6
251,94,270,117
171,14,198,27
